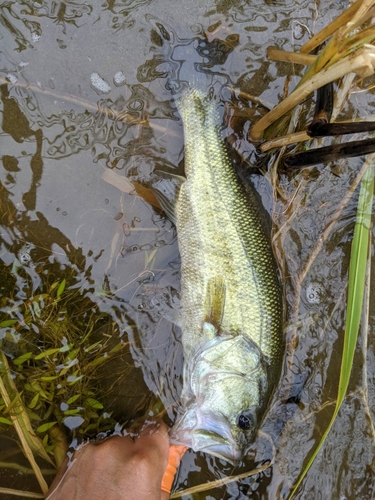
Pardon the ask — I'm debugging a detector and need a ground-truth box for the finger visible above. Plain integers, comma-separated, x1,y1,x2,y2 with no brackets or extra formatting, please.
46,455,69,497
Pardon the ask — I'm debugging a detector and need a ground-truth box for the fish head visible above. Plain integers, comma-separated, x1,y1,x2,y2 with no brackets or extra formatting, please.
171,331,270,464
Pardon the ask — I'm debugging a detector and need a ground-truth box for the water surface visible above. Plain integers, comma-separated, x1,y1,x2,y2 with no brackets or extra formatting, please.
0,1,374,499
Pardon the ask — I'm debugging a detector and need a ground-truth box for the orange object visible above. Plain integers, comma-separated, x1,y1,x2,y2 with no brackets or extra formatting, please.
161,444,188,493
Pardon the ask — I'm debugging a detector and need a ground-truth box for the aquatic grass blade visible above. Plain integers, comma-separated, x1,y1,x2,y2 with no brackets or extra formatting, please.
0,353,54,467
288,156,374,499
56,279,66,298
0,351,53,494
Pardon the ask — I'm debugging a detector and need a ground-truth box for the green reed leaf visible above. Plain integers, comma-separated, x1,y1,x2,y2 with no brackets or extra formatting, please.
40,375,59,382
65,347,80,361
29,382,49,400
0,416,13,425
0,320,18,328
288,158,374,498
86,398,103,410
28,393,40,409
84,341,103,353
34,348,60,360
67,374,83,384
32,301,41,318
36,421,57,434
87,356,107,368
13,352,33,366
109,341,126,354
66,394,80,405
63,409,81,416
26,410,42,421
56,279,66,298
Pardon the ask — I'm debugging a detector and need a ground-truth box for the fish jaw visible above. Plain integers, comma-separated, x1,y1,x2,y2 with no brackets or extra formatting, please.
170,406,242,464
170,334,269,464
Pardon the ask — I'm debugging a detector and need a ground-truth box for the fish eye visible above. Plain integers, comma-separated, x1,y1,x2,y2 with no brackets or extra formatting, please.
237,411,254,430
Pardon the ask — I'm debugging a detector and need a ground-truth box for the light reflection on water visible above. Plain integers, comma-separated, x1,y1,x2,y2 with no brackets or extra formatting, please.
0,0,374,498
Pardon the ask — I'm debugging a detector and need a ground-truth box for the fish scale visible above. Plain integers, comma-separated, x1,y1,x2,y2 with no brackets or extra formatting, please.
176,89,282,361
171,87,283,462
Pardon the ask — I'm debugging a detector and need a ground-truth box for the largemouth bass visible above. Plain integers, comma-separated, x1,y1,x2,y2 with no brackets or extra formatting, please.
169,88,283,464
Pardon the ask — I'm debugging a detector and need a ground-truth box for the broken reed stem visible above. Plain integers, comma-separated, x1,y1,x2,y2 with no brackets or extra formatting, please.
0,354,49,494
0,487,44,499
249,45,375,140
260,118,374,152
170,430,275,498
267,48,316,66
300,0,375,54
260,131,311,152
0,76,177,137
170,462,273,499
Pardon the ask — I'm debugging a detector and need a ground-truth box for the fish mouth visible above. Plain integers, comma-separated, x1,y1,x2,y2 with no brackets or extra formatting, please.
170,408,241,464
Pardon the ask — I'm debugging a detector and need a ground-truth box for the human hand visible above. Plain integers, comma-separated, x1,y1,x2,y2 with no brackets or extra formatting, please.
46,419,170,500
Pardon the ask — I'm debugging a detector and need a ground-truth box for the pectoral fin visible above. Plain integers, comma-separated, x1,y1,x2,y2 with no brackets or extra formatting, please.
203,276,226,331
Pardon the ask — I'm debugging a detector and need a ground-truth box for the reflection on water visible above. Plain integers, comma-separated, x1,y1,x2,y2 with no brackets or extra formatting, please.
0,0,374,498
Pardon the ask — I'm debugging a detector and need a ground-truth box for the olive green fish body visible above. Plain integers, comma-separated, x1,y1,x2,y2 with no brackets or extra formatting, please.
171,89,283,463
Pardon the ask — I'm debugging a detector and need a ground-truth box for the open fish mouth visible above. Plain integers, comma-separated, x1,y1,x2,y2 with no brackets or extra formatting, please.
170,407,242,464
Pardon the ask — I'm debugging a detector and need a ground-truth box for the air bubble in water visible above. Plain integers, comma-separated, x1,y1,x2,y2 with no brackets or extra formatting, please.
306,282,322,304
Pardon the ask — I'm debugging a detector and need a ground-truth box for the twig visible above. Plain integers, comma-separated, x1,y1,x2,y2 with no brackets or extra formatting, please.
0,487,44,498
260,131,310,152
170,430,275,498
267,48,316,66
170,461,273,498
0,76,177,137
301,0,375,54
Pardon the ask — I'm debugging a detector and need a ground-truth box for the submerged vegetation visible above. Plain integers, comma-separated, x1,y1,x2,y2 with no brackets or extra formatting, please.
0,274,128,496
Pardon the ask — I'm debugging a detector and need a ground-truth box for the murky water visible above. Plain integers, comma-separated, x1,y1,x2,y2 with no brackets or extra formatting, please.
1,0,374,499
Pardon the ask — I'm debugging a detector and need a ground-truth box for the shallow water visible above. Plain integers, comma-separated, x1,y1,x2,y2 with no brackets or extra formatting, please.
0,0,374,499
